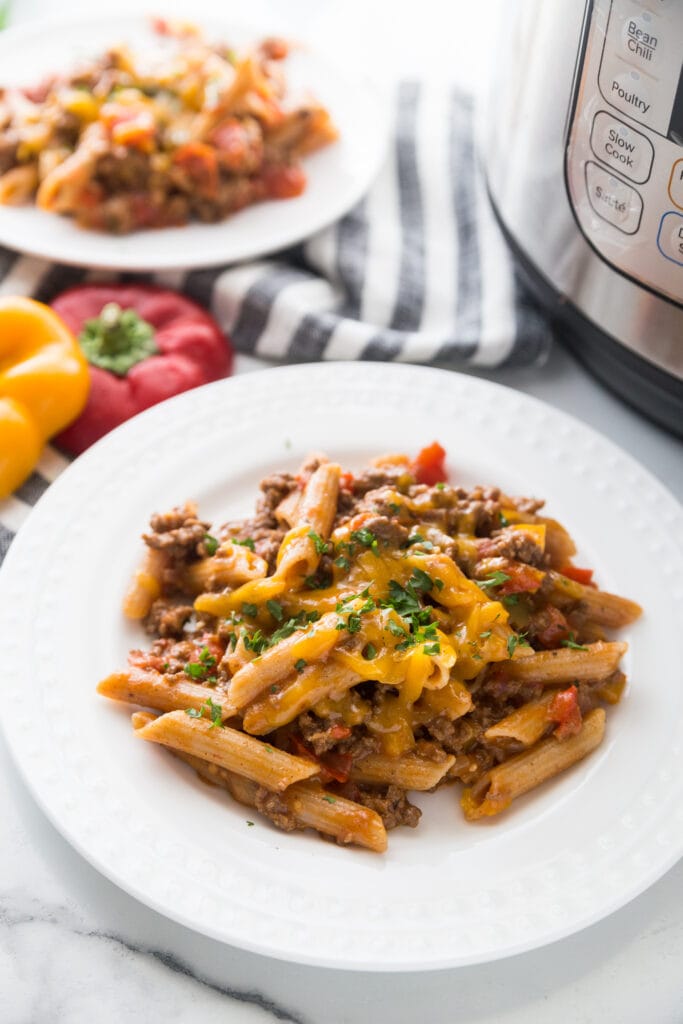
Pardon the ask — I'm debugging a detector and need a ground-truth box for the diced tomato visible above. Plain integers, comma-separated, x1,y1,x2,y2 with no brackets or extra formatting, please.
172,142,219,197
548,685,583,740
560,564,595,587
339,471,355,491
498,562,545,596
319,752,353,784
529,605,571,649
411,442,448,486
328,724,352,741
261,163,307,199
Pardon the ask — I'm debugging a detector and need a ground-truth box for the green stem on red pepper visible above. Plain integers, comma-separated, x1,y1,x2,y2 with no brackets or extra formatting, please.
79,302,158,376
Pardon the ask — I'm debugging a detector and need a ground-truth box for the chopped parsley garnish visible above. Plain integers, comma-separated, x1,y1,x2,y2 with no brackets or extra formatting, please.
184,647,217,679
507,633,530,657
241,602,258,617
266,599,284,622
334,555,350,570
363,643,378,660
204,533,219,556
233,537,255,551
270,684,279,694
264,745,274,754
406,533,425,545
322,795,337,804
347,612,362,634
242,628,269,655
161,662,169,672
185,697,222,727
477,570,511,590
246,820,254,826
562,633,589,651
479,630,492,639
502,594,519,608
499,512,510,527
387,502,402,514
295,658,307,673
350,527,379,554
423,642,441,656
435,482,446,491
308,530,329,555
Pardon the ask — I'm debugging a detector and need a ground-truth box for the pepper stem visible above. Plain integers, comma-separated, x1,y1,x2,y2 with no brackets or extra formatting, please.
79,302,158,376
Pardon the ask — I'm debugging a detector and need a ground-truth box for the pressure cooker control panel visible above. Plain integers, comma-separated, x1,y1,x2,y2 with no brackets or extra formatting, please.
566,0,683,305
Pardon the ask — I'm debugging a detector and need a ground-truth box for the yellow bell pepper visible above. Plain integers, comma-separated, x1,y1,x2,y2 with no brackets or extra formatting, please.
0,297,90,498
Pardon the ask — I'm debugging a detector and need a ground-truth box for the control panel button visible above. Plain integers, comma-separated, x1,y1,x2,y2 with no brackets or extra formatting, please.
669,159,683,209
620,10,663,73
608,68,652,120
585,161,643,233
656,211,683,265
590,111,654,182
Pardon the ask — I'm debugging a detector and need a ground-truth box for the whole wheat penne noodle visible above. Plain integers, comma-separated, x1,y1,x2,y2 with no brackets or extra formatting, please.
484,692,558,747
229,611,342,709
172,751,386,851
131,710,156,730
462,707,605,820
97,670,236,720
0,164,39,204
123,547,167,619
37,125,105,212
275,462,340,583
243,660,361,734
506,641,627,684
135,710,319,791
183,544,268,593
547,571,642,627
274,488,301,529
351,752,455,791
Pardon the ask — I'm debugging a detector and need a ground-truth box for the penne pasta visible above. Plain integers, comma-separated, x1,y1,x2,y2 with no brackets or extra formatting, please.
135,710,320,791
228,611,342,709
506,641,627,684
171,749,387,852
97,670,235,720
122,547,166,619
462,708,606,820
350,751,455,791
182,543,268,593
275,462,340,585
242,660,361,734
484,692,558,747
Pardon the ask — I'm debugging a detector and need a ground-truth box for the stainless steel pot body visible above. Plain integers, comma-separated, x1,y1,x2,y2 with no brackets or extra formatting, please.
483,0,683,384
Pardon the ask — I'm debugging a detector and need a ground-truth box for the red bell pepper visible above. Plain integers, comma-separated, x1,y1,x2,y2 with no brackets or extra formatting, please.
51,284,233,454
411,441,448,486
547,685,583,740
559,564,595,586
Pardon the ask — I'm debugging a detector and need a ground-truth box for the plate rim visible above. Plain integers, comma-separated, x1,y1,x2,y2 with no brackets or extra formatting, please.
0,11,389,270
1,362,682,971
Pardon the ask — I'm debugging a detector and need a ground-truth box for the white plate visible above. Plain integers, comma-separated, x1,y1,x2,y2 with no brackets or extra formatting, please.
0,14,388,270
1,363,681,971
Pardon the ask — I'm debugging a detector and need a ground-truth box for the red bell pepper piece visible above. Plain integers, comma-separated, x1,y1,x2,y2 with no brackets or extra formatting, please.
560,564,595,586
52,284,233,454
497,562,545,596
547,685,583,740
260,163,307,199
411,441,448,486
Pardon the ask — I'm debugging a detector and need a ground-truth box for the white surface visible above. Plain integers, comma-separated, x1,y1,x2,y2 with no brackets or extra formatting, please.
0,12,388,269
3,363,681,973
1,1,682,1022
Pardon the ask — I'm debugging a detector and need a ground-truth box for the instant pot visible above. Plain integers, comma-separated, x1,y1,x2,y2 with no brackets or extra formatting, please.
483,0,683,436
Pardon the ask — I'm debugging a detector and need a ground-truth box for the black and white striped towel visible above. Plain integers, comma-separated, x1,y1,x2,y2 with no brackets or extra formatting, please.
0,83,550,562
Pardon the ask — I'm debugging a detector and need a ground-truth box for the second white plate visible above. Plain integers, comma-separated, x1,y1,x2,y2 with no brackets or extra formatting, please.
0,14,388,270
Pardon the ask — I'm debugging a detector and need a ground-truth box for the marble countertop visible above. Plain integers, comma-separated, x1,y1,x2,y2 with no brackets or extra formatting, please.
2,2,682,1021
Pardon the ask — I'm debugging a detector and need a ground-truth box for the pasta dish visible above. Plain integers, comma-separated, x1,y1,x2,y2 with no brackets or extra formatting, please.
0,19,337,232
98,446,641,852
